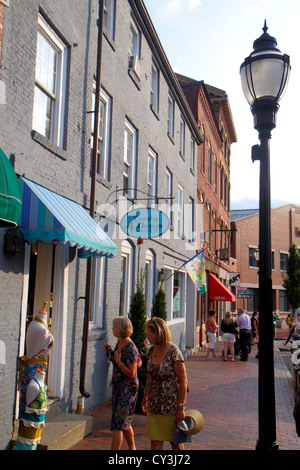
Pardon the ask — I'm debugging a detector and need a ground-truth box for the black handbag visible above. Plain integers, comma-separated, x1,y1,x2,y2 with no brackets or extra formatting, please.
232,322,239,335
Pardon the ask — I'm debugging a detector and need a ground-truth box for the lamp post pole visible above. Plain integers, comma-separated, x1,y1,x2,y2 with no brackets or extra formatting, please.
252,100,279,450
240,22,291,451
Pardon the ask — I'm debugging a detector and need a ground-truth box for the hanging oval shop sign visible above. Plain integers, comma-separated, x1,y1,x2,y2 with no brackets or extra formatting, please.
120,208,170,239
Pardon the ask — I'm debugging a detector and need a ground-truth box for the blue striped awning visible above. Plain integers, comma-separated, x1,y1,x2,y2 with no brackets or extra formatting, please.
19,177,117,258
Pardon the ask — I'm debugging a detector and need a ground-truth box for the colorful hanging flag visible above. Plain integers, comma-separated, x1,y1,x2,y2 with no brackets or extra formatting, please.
184,250,206,294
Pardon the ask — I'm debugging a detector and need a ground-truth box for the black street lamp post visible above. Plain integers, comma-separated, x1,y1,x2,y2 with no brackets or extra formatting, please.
240,22,291,451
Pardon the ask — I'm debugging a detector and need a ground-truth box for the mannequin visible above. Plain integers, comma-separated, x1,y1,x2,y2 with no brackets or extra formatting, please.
14,301,54,450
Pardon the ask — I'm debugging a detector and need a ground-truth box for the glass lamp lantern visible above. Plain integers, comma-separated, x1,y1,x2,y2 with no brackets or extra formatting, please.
240,21,291,109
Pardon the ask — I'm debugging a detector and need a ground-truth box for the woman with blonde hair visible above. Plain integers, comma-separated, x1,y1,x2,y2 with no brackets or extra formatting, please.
221,311,238,362
103,316,141,450
141,317,188,450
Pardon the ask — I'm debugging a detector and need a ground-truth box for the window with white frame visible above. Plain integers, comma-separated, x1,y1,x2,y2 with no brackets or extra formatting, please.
166,168,173,226
220,167,224,201
119,240,134,316
91,86,112,180
147,148,157,207
179,117,185,158
150,62,159,113
188,197,195,243
279,290,288,311
129,19,141,58
207,142,212,185
32,14,68,147
207,204,211,248
200,126,205,173
123,119,137,198
164,267,186,321
280,252,288,271
227,182,230,211
249,247,259,268
167,94,175,139
90,257,107,328
212,213,217,254
145,249,156,317
247,288,259,312
190,137,195,173
172,271,185,319
177,184,184,237
214,156,217,194
103,0,116,40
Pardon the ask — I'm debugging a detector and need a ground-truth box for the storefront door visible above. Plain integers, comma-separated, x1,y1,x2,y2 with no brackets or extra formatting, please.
19,243,68,399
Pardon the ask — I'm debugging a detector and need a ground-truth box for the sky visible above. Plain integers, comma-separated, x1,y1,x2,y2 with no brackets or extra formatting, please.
143,0,300,210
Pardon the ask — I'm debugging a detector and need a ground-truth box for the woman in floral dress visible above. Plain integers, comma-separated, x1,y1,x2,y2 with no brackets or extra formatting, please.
141,317,188,450
103,317,141,450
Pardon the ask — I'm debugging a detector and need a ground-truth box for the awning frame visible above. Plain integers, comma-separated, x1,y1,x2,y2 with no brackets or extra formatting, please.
19,176,117,259
0,148,22,227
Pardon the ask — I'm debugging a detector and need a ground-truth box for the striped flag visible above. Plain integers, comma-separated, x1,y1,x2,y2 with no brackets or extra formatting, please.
184,250,206,294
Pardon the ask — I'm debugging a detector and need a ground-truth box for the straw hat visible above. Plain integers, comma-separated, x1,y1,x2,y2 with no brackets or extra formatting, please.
177,409,204,435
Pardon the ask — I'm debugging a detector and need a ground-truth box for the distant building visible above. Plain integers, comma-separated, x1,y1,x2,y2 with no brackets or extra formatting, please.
231,204,300,316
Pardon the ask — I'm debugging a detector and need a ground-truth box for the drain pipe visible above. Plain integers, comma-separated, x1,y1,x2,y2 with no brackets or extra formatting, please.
80,0,104,399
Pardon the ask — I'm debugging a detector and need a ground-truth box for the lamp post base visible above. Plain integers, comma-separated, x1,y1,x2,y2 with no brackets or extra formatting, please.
256,439,280,451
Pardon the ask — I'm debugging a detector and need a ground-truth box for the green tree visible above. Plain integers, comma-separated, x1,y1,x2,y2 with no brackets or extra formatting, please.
151,279,167,321
283,243,300,315
129,269,147,354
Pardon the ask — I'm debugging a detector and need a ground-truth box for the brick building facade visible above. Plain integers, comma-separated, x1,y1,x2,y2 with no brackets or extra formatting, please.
231,205,300,316
178,76,237,346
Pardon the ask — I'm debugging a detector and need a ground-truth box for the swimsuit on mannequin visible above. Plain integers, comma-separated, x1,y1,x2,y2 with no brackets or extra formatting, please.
14,367,48,450
14,301,54,451
26,368,47,407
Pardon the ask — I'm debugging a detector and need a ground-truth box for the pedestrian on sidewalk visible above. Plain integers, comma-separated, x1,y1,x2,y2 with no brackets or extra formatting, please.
103,317,141,450
236,308,251,361
141,317,188,451
283,313,295,345
205,310,218,358
251,312,258,346
273,311,280,339
295,313,300,335
221,311,238,362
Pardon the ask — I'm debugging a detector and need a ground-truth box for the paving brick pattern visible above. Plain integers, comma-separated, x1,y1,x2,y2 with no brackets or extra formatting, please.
70,328,300,451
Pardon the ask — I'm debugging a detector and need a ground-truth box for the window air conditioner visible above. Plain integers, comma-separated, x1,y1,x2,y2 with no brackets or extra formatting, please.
128,55,142,80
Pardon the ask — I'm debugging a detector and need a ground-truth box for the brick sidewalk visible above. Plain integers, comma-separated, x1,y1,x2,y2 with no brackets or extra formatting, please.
70,327,300,451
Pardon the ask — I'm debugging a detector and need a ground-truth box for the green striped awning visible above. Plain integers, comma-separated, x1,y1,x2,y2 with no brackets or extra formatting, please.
19,176,117,258
0,148,22,227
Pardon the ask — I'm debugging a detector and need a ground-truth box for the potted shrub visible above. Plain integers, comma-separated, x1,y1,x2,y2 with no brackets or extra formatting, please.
129,270,148,413
129,269,147,354
151,278,167,320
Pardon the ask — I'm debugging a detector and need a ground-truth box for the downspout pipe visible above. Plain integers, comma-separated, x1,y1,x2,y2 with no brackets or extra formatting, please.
80,0,104,398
